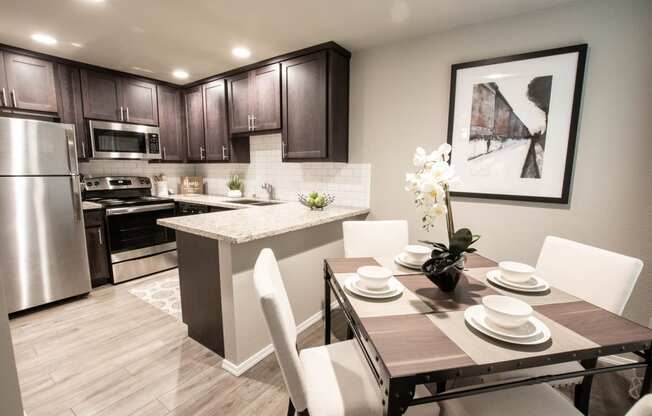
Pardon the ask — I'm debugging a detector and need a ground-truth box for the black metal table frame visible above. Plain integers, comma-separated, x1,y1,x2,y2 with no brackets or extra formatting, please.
323,265,652,416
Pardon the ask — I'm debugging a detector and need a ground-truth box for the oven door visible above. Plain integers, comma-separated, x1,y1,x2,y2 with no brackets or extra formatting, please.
89,120,160,160
105,203,176,255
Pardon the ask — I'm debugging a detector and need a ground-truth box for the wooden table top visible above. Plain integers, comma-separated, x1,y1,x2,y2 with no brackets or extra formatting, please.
325,254,652,381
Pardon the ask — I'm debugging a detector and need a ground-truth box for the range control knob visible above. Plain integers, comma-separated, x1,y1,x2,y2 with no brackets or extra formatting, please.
86,181,92,187
94,181,100,185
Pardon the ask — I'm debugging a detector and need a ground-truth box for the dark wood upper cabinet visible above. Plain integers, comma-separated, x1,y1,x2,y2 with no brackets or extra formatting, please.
282,52,327,159
57,64,89,159
203,79,229,161
227,63,280,134
80,69,121,122
121,78,158,125
281,50,349,162
1,52,58,113
80,69,158,125
157,85,184,161
251,63,281,131
226,72,250,134
183,86,205,161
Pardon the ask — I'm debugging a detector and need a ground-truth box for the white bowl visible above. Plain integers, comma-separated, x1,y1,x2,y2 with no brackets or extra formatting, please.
482,295,533,329
498,261,535,283
356,266,393,290
403,245,431,264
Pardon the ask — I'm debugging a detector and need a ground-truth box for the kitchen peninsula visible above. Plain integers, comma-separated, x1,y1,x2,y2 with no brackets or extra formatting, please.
158,201,369,375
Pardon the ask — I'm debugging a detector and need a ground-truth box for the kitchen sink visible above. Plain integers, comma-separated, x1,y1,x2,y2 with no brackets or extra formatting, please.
228,199,282,206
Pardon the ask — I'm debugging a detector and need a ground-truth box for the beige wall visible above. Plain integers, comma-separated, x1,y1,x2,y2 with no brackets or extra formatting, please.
349,0,652,324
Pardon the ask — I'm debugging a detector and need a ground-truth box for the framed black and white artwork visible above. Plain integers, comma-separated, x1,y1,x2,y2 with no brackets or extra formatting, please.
446,44,587,203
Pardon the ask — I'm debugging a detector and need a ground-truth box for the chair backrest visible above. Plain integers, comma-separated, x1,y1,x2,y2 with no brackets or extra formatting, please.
253,248,308,412
536,236,643,315
627,394,652,416
343,220,409,258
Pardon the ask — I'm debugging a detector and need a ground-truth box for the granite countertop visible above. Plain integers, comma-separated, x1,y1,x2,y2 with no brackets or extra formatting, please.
158,200,369,244
82,201,103,210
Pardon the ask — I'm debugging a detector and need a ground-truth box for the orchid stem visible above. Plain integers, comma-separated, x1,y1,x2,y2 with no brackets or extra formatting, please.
444,184,455,243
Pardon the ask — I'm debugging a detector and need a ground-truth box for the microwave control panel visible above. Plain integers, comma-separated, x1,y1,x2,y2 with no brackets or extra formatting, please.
148,134,160,154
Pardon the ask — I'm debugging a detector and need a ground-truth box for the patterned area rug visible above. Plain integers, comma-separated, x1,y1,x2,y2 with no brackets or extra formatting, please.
129,276,182,320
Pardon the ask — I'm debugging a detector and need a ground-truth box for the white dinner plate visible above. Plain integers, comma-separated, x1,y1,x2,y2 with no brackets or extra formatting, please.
345,275,404,299
464,305,551,345
468,305,540,339
352,274,396,295
394,253,424,270
487,270,550,293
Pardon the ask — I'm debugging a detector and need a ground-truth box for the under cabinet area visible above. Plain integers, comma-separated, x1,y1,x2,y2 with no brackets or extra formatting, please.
80,69,158,125
83,209,110,287
0,51,58,113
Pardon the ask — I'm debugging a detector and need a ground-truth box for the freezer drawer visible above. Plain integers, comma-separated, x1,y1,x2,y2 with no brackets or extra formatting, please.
0,176,91,313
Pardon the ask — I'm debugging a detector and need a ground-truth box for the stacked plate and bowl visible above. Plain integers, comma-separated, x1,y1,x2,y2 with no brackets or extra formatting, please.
345,266,404,299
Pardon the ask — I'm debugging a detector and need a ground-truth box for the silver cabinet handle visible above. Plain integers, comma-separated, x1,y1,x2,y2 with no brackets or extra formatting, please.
251,114,256,130
98,228,103,246
282,141,287,158
125,107,130,121
222,145,228,160
11,89,17,107
200,145,205,160
119,106,124,121
162,146,166,160
0,88,6,106
247,115,252,131
80,138,86,158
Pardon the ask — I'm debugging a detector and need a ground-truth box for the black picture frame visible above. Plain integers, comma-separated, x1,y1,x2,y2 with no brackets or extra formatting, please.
446,44,587,204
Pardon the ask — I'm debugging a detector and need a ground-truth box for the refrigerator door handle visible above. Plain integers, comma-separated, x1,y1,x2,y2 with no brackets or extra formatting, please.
71,178,83,222
65,127,79,175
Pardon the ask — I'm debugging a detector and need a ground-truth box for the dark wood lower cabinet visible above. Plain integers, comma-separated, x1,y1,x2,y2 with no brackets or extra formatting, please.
84,210,110,287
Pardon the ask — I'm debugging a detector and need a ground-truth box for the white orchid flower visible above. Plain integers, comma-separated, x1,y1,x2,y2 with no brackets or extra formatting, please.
438,143,453,161
404,173,419,191
413,147,428,168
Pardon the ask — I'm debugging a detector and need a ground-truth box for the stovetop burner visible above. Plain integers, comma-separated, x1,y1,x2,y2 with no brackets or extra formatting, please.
85,195,174,208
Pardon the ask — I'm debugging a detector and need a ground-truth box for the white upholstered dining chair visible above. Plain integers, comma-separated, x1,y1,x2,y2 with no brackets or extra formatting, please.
253,248,439,416
482,236,644,391
343,220,409,258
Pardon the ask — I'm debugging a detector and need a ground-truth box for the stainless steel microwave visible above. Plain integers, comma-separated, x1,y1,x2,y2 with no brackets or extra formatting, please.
89,120,161,160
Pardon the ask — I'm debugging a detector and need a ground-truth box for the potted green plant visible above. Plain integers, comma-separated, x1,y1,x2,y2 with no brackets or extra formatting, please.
227,174,243,198
405,144,480,292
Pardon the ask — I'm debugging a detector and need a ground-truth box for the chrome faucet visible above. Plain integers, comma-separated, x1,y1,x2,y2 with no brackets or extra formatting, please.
261,183,274,201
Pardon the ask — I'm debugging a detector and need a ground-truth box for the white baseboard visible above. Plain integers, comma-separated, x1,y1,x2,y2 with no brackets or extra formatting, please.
221,301,338,376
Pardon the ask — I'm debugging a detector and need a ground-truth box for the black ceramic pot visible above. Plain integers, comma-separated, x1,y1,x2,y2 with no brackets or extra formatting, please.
421,257,465,292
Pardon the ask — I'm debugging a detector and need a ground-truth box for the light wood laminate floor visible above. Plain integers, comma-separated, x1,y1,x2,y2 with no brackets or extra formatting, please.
9,269,638,416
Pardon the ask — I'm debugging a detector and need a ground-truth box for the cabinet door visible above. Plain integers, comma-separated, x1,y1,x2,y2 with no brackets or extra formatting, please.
183,86,205,161
57,65,89,159
226,72,250,134
251,63,281,131
157,85,184,161
121,78,158,125
282,52,327,159
4,52,58,112
0,52,8,107
203,80,229,161
85,225,110,285
80,69,121,121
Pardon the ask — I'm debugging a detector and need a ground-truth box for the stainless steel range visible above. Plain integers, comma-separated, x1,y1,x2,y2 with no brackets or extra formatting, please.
82,176,177,284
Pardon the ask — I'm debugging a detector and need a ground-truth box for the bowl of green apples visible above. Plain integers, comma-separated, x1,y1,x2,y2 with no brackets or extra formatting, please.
297,192,335,210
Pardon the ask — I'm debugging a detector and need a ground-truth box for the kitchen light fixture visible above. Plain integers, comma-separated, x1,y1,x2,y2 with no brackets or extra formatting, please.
232,47,251,58
31,33,58,45
71,42,84,48
172,69,189,79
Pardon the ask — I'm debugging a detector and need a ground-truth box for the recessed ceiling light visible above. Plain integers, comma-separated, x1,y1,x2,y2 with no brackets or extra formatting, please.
232,47,251,58
172,70,189,80
71,42,84,48
31,33,58,45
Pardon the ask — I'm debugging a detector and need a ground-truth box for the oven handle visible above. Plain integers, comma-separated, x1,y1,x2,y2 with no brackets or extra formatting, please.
106,203,175,216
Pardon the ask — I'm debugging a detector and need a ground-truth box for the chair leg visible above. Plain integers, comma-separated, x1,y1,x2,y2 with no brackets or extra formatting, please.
287,397,295,416
574,358,597,415
324,269,331,345
642,348,652,397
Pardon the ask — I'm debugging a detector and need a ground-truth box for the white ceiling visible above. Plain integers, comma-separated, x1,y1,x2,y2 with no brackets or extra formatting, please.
0,0,574,84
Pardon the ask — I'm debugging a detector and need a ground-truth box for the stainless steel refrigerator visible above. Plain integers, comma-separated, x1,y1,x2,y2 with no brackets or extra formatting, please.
0,117,91,314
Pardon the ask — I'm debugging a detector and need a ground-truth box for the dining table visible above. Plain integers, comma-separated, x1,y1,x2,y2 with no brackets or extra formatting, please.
323,253,652,416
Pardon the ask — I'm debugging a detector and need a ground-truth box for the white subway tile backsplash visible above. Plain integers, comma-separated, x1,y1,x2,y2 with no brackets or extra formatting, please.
79,133,371,207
